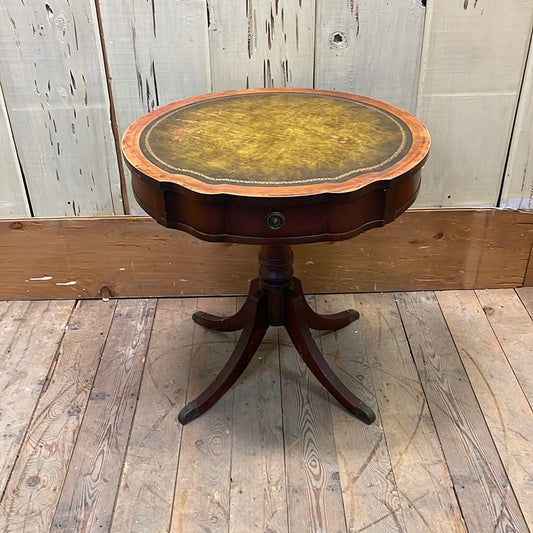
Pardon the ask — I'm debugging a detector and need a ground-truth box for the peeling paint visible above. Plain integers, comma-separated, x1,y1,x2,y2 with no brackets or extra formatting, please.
348,0,360,36
463,0,479,9
246,0,253,59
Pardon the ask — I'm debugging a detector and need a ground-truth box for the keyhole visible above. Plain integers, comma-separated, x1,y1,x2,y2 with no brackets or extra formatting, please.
266,212,285,230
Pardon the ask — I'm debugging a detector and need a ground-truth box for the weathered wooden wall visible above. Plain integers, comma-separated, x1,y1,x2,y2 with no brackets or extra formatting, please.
0,0,531,218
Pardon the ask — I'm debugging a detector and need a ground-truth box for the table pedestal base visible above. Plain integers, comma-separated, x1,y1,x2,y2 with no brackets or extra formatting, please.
178,245,376,426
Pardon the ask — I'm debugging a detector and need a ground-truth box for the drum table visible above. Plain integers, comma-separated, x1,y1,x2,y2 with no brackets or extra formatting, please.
122,88,430,425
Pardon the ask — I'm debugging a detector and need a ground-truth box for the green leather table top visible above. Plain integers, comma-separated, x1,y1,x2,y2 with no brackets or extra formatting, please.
139,92,412,188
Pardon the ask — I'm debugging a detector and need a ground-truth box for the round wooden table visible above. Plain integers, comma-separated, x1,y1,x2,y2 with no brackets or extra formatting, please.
122,88,430,425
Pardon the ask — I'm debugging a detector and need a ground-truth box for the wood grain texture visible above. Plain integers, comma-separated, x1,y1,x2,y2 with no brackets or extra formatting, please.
314,0,426,113
50,299,156,532
0,209,532,300
517,286,533,315
416,94,520,206
500,31,533,210
437,290,533,530
0,0,123,217
397,292,528,532
0,84,29,217
170,297,235,532
0,289,532,532
279,312,347,533
97,0,211,214
316,294,404,533
318,293,467,533
475,289,533,406
525,245,533,287
0,300,74,500
229,325,288,533
0,0,532,219
110,298,196,533
0,300,116,533
208,0,315,91
415,0,533,207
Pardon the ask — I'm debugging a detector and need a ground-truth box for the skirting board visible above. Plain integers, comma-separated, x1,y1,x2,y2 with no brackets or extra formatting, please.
1,209,532,300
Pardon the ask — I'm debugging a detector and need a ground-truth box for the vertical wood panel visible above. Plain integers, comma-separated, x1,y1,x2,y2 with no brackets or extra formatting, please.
415,0,533,207
97,0,211,213
1,3,532,218
500,30,533,210
314,0,426,113
208,0,315,91
0,84,30,217
0,0,123,217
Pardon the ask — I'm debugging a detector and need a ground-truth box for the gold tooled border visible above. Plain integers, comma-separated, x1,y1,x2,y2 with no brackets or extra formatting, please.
142,95,409,186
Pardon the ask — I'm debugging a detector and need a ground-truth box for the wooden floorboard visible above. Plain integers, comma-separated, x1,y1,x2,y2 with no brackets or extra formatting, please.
0,300,116,533
279,302,347,533
171,297,235,532
0,290,532,533
0,301,75,501
318,293,466,533
51,299,157,532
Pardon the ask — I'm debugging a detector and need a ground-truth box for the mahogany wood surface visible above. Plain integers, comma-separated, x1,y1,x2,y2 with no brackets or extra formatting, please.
122,88,430,424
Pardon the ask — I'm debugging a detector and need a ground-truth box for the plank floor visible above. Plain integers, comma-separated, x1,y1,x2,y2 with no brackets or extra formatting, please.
0,289,532,533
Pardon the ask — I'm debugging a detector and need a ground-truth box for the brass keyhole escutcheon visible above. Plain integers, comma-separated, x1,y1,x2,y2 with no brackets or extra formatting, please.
266,211,285,230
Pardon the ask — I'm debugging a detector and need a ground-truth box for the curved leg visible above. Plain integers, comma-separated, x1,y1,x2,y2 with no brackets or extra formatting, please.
285,291,375,425
179,290,269,424
292,278,360,331
193,279,261,332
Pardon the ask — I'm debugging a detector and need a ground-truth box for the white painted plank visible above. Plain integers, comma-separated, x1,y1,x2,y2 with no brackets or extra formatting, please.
416,93,519,206
97,0,211,214
208,0,315,91
314,0,426,113
501,32,533,210
0,0,123,216
415,0,533,207
0,83,30,217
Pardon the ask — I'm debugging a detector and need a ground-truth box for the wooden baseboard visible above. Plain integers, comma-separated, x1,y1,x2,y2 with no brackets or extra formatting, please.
1,209,532,300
